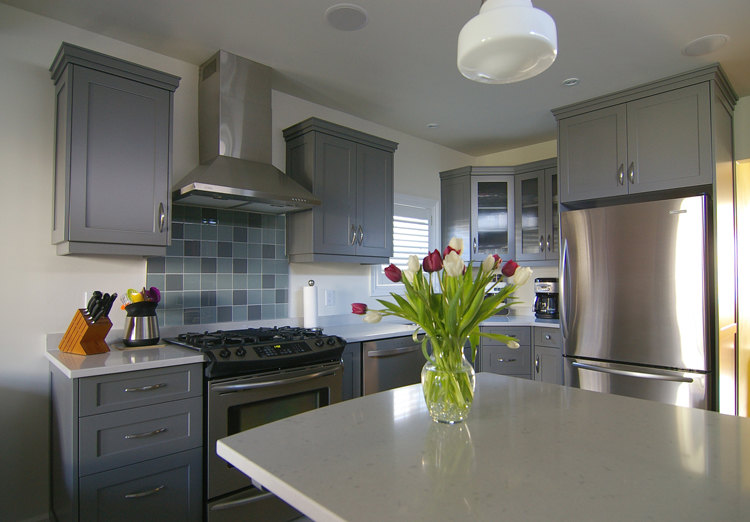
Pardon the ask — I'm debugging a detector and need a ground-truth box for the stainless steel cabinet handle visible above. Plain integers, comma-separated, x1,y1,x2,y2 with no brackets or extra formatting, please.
124,484,165,499
535,355,540,373
367,345,421,358
473,237,477,253
124,427,167,439
210,491,276,511
546,234,551,252
350,225,357,246
358,225,364,246
544,334,551,340
158,202,166,233
617,164,625,185
497,357,517,363
571,361,694,383
123,383,167,392
212,368,339,392
539,235,544,252
628,162,635,184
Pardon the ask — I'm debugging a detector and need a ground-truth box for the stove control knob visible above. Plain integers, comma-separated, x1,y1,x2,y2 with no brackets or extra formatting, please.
219,349,231,359
314,339,324,347
235,347,246,357
327,337,337,345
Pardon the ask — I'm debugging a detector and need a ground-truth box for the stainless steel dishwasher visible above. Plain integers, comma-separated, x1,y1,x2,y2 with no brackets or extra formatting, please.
362,336,425,394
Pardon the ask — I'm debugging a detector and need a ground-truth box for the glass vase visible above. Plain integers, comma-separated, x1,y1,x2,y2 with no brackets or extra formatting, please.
421,352,476,424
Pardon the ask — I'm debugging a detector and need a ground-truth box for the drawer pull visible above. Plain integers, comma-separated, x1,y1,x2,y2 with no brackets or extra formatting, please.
124,383,167,393
497,357,517,363
535,355,540,373
124,427,168,440
124,484,166,499
544,334,551,340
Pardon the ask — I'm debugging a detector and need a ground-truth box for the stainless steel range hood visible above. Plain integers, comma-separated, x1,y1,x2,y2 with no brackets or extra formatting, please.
172,50,320,213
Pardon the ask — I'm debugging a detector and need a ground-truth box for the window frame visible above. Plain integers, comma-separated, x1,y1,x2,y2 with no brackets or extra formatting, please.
370,194,439,296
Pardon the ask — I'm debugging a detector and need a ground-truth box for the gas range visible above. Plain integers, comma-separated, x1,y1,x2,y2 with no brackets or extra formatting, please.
165,326,346,379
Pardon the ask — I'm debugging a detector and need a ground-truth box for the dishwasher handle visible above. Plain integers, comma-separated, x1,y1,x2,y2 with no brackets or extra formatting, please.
367,344,421,358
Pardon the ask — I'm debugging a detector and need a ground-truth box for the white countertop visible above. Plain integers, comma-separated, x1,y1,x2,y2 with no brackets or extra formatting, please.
217,373,750,521
45,343,205,379
45,315,558,378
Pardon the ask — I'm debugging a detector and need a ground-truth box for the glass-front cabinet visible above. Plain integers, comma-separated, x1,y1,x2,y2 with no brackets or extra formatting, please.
515,161,558,262
471,176,515,260
440,159,558,266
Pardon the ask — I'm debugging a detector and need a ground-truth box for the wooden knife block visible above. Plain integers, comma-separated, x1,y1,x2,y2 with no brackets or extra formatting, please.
58,309,112,355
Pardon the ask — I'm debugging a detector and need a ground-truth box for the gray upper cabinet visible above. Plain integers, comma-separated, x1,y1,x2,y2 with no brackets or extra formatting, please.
514,159,558,262
50,43,180,256
440,167,515,263
283,118,398,264
554,65,735,205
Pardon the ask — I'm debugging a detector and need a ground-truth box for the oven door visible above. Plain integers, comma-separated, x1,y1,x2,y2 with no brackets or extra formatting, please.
206,362,343,508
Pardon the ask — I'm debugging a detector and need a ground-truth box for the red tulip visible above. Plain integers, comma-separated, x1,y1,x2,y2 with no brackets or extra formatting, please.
351,303,368,315
422,249,443,273
501,259,519,277
442,245,459,258
384,263,402,282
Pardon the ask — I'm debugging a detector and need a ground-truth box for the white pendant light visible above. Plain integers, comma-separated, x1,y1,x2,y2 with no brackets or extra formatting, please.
457,0,557,84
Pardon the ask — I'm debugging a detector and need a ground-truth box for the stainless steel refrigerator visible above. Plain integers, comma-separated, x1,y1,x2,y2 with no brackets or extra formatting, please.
560,195,714,409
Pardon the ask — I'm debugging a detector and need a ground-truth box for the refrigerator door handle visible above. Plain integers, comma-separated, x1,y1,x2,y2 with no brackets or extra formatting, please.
571,361,694,383
560,239,570,341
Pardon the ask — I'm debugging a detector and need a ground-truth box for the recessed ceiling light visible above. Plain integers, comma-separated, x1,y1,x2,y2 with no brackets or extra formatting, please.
426,123,440,129
562,77,580,87
325,3,368,31
682,34,729,57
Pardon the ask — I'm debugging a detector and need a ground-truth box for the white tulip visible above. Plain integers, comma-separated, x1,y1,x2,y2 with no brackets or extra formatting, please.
363,310,383,324
506,340,520,349
448,237,464,254
407,254,420,273
402,269,416,283
481,255,496,274
511,266,533,286
443,251,465,277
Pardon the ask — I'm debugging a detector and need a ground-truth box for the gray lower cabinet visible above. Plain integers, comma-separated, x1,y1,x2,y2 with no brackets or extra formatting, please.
342,342,362,400
283,118,398,264
50,363,203,521
479,326,532,379
532,327,563,384
49,43,180,256
554,65,735,204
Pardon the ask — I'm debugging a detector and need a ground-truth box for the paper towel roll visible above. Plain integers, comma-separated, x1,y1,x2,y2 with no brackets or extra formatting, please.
303,281,318,328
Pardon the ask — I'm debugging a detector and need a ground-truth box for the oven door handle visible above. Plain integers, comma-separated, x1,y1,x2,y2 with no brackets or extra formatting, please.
211,367,340,392
209,490,276,511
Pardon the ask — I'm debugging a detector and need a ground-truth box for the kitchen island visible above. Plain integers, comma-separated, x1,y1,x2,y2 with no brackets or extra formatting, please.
218,373,749,521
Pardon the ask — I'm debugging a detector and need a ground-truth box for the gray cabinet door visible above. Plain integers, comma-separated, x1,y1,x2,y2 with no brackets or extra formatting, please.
342,342,362,401
515,170,546,261
57,65,172,252
533,346,563,384
479,326,531,378
313,133,357,256
356,144,394,257
626,83,712,193
558,104,628,203
471,175,515,261
440,174,472,262
543,167,559,261
79,448,202,522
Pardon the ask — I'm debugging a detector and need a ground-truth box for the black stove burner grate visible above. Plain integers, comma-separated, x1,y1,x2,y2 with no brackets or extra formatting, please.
175,326,325,350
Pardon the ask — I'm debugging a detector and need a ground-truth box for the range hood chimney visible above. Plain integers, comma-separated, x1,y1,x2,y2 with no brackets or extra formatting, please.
172,51,320,213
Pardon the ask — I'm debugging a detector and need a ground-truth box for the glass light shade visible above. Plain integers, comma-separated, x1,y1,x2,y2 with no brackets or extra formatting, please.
457,0,557,84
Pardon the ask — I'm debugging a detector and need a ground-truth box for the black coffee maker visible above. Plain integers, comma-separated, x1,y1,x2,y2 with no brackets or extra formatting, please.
534,278,559,319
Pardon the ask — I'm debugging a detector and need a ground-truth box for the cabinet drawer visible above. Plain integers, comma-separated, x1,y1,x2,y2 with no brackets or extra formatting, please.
534,327,561,348
481,326,530,346
481,344,531,376
79,396,202,476
79,364,202,416
79,447,202,522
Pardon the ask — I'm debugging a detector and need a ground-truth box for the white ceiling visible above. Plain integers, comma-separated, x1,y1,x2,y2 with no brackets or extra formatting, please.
6,0,750,156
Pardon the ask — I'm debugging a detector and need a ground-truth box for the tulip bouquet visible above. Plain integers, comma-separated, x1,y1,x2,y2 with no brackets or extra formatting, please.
352,237,532,423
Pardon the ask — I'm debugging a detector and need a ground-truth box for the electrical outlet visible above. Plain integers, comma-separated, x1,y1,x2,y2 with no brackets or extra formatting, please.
324,289,335,307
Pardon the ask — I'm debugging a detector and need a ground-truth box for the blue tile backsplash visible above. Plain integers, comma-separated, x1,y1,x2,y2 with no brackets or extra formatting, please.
146,205,288,327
